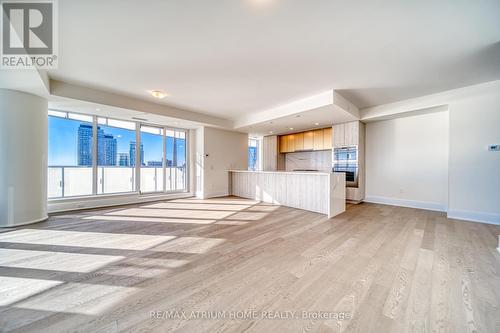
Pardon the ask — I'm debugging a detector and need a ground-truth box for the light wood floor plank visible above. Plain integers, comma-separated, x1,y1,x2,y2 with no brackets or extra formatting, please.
0,197,499,333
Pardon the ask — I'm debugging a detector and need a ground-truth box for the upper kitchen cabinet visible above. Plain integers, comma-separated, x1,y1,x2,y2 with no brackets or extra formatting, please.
279,128,333,153
334,121,360,147
279,135,289,153
294,132,304,151
323,128,333,150
304,131,314,150
313,129,324,150
345,121,359,146
287,134,296,152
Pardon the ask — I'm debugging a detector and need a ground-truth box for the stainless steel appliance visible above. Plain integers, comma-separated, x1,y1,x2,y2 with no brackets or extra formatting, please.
332,146,358,187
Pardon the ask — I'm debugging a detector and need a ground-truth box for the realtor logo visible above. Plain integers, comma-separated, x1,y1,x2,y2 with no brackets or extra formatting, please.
1,0,58,69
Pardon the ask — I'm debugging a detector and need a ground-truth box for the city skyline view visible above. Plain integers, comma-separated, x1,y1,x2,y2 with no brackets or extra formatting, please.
48,116,186,167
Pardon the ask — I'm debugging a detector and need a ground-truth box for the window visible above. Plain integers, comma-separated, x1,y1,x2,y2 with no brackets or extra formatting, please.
166,129,187,191
48,110,189,199
248,138,259,171
140,126,164,193
97,118,136,194
48,111,94,198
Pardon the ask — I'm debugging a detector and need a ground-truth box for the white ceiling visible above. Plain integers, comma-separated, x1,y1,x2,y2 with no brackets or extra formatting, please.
49,0,500,121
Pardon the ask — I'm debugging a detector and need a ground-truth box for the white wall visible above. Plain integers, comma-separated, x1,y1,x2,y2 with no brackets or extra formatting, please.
448,87,500,223
362,80,500,224
365,111,449,211
195,127,248,198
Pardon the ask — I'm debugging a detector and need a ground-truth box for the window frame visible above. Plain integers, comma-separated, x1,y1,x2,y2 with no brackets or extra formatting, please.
47,110,190,200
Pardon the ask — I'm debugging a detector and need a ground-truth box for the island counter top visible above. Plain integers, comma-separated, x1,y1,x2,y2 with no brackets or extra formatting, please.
229,170,346,218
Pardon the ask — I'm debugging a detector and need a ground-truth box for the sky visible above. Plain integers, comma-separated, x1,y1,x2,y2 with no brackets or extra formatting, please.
48,116,185,166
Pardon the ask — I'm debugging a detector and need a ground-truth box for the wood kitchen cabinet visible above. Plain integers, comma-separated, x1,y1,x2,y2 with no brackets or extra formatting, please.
313,129,324,150
294,132,304,151
323,127,333,150
279,135,288,153
344,121,359,146
279,127,332,153
333,123,345,148
287,134,295,152
334,121,360,147
303,131,314,150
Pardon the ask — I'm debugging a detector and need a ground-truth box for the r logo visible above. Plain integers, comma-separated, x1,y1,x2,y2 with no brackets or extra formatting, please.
2,1,53,55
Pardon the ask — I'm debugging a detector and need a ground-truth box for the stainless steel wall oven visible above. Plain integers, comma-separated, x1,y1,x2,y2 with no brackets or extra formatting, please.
333,146,358,187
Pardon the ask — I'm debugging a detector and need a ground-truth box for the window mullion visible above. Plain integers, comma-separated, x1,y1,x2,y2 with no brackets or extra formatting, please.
92,115,98,195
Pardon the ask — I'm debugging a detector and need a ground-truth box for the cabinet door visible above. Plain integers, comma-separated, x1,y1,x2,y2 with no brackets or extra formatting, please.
333,123,345,148
323,127,333,150
279,135,288,153
303,131,314,150
313,129,324,150
287,134,295,152
294,132,304,151
345,121,359,146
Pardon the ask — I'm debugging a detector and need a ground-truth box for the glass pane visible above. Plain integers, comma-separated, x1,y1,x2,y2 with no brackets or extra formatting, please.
165,130,187,192
165,130,175,191
48,110,67,118
248,138,258,171
68,113,93,123
97,124,136,194
48,116,93,198
175,131,187,191
140,126,164,193
107,118,135,130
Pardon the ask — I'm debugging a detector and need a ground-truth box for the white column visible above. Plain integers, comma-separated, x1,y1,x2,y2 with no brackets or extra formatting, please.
0,89,48,227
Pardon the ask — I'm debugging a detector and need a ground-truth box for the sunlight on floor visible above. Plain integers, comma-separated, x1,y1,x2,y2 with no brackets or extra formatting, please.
0,277,63,306
83,215,218,224
105,208,234,219
0,249,124,273
142,202,253,211
0,229,177,250
14,282,140,315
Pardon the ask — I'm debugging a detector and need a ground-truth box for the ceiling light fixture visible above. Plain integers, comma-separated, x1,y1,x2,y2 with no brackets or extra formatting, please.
95,108,100,111
151,90,167,99
289,127,294,130
269,131,274,134
315,122,320,126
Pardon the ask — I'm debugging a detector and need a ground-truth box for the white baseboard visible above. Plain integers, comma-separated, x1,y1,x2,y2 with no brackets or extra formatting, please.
204,191,230,199
364,195,447,212
447,209,500,226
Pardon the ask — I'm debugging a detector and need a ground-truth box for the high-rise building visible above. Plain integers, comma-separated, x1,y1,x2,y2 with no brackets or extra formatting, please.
79,125,117,166
77,124,93,166
103,134,117,166
96,127,117,166
129,142,144,166
118,153,129,166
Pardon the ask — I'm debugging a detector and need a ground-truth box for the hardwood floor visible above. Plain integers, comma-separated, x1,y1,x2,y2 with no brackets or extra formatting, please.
0,197,499,332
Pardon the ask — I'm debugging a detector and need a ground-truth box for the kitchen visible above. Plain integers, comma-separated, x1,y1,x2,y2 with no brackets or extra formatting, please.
230,120,365,218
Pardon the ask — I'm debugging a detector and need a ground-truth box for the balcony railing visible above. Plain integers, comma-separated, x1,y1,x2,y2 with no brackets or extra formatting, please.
48,166,186,199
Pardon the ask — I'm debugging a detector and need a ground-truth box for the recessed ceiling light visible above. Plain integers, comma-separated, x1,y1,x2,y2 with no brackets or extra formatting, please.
151,90,167,99
95,108,100,111
269,131,274,134
315,122,320,126
289,127,294,130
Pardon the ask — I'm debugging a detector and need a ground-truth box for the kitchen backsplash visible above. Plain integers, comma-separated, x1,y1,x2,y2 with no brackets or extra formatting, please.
285,150,332,172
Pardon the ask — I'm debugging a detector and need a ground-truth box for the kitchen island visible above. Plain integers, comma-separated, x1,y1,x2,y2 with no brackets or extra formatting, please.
229,170,346,218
